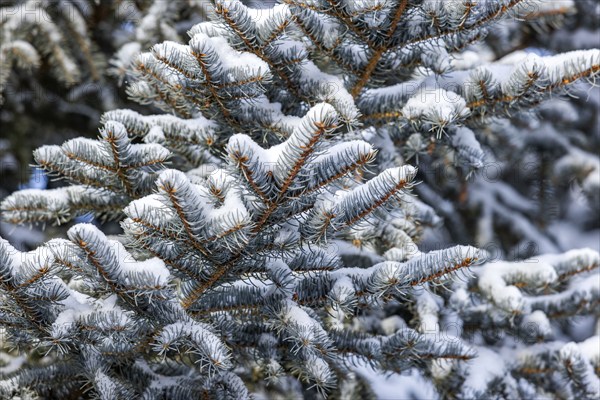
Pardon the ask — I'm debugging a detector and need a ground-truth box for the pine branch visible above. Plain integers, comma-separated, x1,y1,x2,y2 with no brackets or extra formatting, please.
350,0,409,97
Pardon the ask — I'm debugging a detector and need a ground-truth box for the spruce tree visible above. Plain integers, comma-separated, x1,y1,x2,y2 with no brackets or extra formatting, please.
0,0,210,200
1,1,599,398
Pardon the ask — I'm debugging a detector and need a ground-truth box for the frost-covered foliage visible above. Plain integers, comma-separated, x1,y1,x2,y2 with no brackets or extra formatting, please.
1,0,100,100
409,0,600,258
0,1,220,267
420,67,600,257
0,0,210,101
0,0,211,201
1,0,599,398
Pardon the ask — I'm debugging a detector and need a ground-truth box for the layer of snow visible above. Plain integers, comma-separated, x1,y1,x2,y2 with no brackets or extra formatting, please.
403,88,470,126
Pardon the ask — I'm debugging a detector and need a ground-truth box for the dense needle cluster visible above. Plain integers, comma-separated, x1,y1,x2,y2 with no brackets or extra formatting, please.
0,0,599,398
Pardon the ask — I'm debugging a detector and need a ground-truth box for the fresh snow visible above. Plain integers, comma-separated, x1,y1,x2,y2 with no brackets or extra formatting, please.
403,88,470,125
462,347,507,396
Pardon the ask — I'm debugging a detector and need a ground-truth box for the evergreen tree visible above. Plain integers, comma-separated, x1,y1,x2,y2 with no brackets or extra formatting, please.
0,1,599,398
0,0,210,199
0,0,213,245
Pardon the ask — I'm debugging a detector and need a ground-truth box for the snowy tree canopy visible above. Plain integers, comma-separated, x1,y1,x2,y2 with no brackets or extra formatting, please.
0,0,599,398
